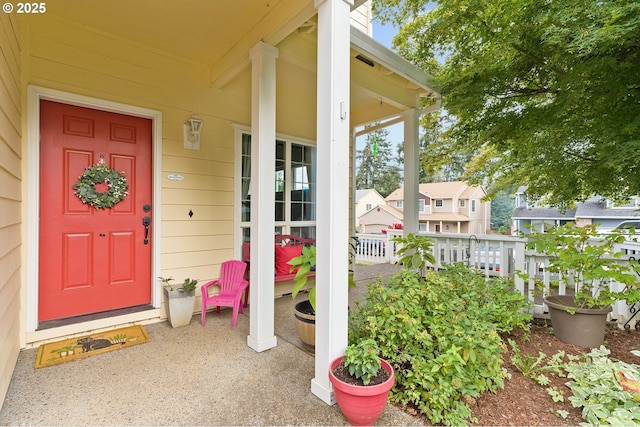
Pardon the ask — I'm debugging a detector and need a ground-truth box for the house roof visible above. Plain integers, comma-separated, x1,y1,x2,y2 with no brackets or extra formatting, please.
360,203,403,220
575,198,640,219
512,207,577,220
419,212,470,222
355,188,383,203
385,181,484,201
513,195,640,220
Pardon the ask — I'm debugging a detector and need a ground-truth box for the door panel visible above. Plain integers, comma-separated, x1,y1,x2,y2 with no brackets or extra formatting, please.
39,100,152,322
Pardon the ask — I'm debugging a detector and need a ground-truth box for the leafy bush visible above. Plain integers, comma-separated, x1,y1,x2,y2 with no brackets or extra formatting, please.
349,263,531,425
392,233,436,274
342,338,382,385
564,347,640,426
527,223,640,309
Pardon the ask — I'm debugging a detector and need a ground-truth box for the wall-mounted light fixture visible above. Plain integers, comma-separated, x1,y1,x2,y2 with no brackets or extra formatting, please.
184,113,203,150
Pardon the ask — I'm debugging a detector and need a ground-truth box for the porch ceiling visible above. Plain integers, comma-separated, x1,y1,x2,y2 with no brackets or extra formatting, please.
42,0,316,84
39,0,438,124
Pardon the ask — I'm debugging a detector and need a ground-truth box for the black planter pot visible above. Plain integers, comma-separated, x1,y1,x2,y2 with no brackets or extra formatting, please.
544,295,612,348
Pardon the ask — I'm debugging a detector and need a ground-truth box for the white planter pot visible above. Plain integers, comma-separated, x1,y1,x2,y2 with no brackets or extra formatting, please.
163,286,195,328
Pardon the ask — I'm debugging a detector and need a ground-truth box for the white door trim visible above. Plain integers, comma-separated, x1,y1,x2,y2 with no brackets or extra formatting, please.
26,86,163,334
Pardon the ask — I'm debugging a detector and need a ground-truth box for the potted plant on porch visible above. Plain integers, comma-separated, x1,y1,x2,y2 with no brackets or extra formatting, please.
328,338,395,426
160,277,199,328
287,237,359,353
527,223,640,347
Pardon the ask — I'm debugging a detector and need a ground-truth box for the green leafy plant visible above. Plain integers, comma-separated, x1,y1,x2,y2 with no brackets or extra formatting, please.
508,339,572,386
342,338,382,386
158,276,175,291
158,276,197,292
527,223,640,311
288,245,318,309
564,346,640,426
349,264,531,426
392,233,436,274
179,278,198,292
288,236,359,311
509,339,552,384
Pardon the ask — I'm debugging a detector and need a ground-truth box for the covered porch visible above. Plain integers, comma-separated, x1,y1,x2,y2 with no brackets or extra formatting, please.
1,0,441,409
0,265,415,426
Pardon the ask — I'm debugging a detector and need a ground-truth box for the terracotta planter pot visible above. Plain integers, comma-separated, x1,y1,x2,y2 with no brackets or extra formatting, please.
544,295,612,348
294,300,315,353
329,356,395,426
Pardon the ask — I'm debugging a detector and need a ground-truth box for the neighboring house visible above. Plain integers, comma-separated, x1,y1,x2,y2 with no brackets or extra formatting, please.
380,181,491,234
354,189,386,229
513,187,640,234
357,204,404,233
0,0,441,407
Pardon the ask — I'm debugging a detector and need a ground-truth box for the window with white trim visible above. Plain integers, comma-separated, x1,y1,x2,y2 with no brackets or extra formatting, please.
239,132,316,242
435,199,443,208
459,199,466,208
396,200,403,209
471,199,477,213
419,199,425,212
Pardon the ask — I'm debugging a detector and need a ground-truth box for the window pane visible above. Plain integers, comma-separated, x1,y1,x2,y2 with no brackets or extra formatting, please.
241,134,252,222
290,144,316,222
275,140,286,221
275,201,285,221
240,135,316,236
290,226,316,240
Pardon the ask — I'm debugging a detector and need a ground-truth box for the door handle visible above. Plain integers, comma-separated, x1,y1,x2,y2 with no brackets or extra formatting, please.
142,216,150,245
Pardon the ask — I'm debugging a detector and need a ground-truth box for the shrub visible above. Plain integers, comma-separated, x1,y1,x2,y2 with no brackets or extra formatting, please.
349,263,531,426
342,338,382,385
564,346,640,426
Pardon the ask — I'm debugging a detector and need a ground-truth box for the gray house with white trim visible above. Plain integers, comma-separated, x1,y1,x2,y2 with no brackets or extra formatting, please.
512,187,640,233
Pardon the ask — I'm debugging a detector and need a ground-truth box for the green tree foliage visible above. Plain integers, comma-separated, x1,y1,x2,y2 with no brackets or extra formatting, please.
356,127,402,197
490,189,514,232
373,0,640,207
397,112,471,183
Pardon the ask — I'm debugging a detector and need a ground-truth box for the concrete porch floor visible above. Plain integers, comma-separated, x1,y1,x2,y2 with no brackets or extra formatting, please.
0,263,425,426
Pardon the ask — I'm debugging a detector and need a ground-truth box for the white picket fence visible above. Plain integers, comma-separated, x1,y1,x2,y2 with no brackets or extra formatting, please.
354,230,640,329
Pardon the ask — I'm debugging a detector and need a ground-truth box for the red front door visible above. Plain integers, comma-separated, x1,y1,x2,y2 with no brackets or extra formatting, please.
39,100,152,322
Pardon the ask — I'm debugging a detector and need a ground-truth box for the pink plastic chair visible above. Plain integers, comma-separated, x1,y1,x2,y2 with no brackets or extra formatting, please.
200,260,249,328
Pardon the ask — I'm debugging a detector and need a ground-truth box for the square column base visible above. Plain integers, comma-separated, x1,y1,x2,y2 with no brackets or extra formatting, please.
247,335,277,352
311,377,336,405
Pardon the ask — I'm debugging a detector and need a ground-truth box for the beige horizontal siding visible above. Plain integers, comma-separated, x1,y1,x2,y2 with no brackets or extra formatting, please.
23,15,259,289
0,12,22,409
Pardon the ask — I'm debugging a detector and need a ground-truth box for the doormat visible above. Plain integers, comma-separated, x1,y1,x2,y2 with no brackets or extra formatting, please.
34,325,150,369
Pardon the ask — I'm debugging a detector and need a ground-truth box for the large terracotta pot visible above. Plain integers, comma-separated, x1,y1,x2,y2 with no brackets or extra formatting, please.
294,300,315,353
328,356,395,426
544,295,612,348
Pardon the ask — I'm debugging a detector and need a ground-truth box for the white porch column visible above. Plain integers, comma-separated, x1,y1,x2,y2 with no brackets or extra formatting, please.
403,109,420,236
312,0,353,405
247,41,279,352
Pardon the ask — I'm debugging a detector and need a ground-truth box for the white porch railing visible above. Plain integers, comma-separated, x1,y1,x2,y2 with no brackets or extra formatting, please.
354,231,640,330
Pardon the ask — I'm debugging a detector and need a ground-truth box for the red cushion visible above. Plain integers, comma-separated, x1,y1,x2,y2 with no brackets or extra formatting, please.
275,244,302,276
